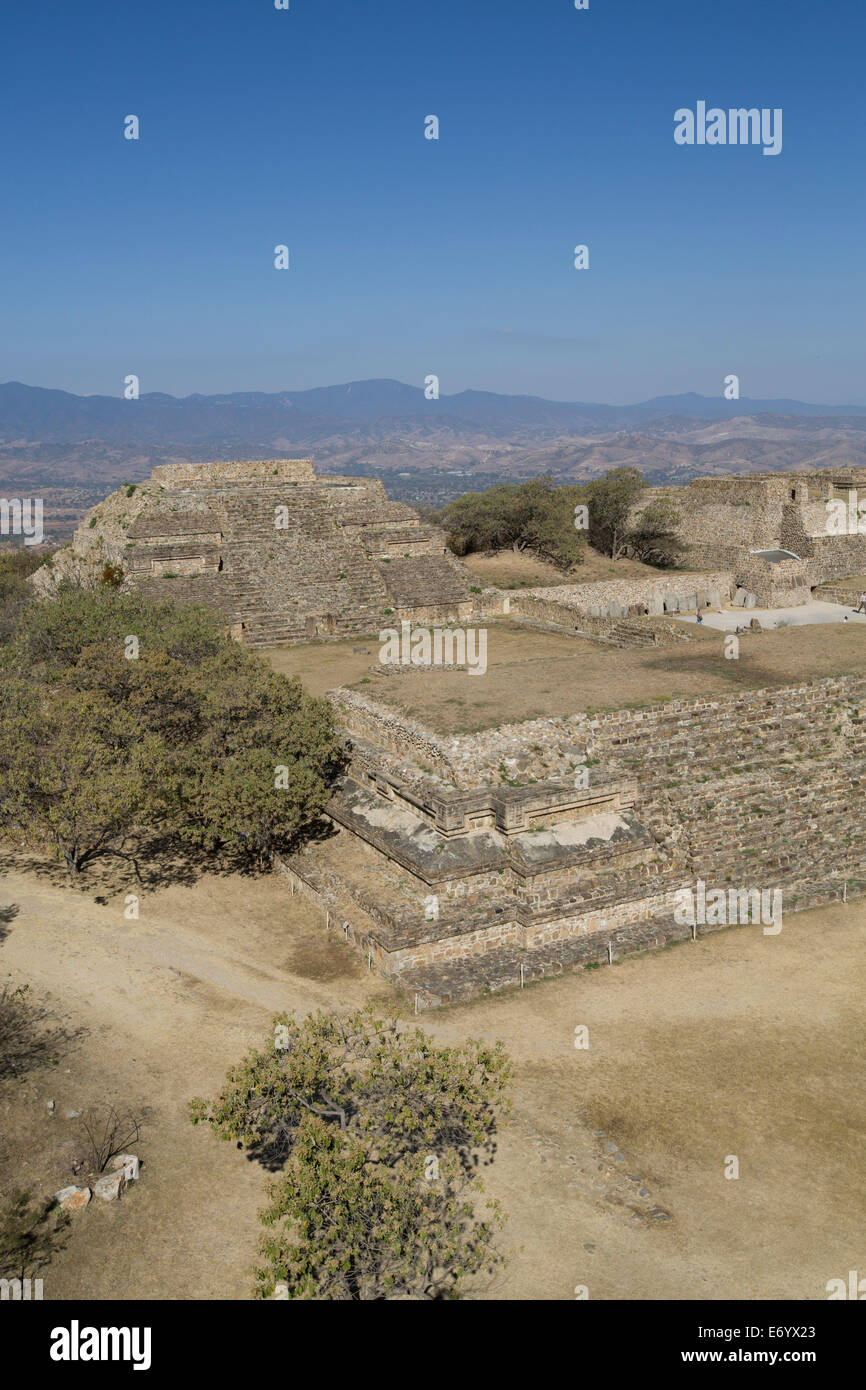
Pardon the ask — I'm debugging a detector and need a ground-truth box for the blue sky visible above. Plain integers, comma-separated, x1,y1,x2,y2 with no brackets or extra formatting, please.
1,0,863,403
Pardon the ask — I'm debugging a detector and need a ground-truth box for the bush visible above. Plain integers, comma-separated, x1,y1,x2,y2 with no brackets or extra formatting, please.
437,476,586,570
0,549,47,644
0,588,345,878
192,1008,513,1300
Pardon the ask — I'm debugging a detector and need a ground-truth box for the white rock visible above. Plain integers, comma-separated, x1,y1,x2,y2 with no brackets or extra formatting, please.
93,1169,126,1202
110,1153,140,1181
55,1185,91,1211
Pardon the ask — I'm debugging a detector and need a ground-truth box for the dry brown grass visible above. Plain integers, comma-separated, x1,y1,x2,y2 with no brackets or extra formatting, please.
332,618,866,735
1,851,862,1300
429,901,866,1299
460,545,669,590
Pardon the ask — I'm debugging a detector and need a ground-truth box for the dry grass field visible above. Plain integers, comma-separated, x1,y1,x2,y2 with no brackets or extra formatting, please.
1,851,863,1301
459,546,667,590
264,619,866,736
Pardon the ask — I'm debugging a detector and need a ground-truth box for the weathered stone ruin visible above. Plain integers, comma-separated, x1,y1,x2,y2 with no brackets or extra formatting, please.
35,459,473,644
634,467,866,607
38,459,866,1007
282,674,866,1007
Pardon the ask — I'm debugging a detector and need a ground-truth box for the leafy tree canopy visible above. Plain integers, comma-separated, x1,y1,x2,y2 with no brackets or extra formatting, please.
0,587,344,878
192,1007,513,1300
437,476,586,570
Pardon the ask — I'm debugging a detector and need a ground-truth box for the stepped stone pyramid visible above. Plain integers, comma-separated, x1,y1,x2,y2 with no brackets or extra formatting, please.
281,672,866,1007
43,459,473,645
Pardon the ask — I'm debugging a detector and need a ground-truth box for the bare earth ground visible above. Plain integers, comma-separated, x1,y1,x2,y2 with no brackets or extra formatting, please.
265,620,866,736
1,852,863,1301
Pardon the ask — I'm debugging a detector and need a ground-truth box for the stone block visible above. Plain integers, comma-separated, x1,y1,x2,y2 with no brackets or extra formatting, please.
707,589,721,607
647,595,664,616
93,1169,127,1202
110,1154,140,1182
733,588,747,607
664,595,679,613
55,1185,91,1212
744,592,757,609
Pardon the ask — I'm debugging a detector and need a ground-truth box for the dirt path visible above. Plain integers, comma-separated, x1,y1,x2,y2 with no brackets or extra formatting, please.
0,860,398,1300
1,857,863,1301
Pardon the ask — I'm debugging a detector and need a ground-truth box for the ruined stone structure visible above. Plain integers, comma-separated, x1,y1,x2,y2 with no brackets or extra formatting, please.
35,458,866,1007
635,467,866,607
282,674,866,1007
37,459,473,645
265,472,866,1006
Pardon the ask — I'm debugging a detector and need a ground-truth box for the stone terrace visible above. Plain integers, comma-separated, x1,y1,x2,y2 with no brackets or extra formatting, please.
284,670,866,1006
40,459,474,645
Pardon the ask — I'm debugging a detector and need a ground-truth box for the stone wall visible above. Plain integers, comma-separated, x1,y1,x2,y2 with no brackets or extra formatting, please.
517,573,734,618
150,459,316,487
634,470,866,581
286,671,866,1003
330,688,458,780
34,461,473,646
734,556,811,607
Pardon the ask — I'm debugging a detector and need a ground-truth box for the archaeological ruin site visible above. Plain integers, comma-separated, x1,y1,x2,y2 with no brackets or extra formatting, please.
44,460,866,1007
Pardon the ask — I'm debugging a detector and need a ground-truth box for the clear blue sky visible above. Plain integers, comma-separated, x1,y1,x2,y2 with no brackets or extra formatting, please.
1,0,863,403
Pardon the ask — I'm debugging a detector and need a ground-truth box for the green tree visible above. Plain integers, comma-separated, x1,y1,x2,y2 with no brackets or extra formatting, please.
191,1008,513,1300
584,467,646,559
628,498,687,567
0,678,165,879
0,587,344,879
438,477,585,569
257,1120,504,1300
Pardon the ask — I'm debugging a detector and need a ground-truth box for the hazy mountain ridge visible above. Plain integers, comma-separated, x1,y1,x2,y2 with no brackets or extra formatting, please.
3,379,866,499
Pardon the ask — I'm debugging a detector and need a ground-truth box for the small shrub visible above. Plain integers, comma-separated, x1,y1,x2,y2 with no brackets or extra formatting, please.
77,1106,142,1176
100,564,124,589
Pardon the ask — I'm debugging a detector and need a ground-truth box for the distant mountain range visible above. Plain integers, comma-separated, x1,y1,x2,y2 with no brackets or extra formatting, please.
4,379,866,500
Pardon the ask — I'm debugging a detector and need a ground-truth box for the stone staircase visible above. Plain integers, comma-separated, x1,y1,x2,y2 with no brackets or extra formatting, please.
121,468,475,648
